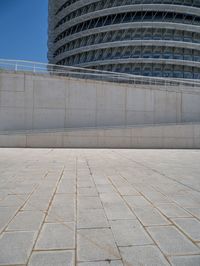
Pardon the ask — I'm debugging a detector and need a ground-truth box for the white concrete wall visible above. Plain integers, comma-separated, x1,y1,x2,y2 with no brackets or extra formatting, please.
0,71,200,131
0,124,199,148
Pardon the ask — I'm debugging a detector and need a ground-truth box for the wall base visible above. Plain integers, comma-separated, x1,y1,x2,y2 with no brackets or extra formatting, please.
0,123,199,149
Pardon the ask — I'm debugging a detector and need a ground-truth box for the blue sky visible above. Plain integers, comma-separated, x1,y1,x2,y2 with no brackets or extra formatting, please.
0,0,48,62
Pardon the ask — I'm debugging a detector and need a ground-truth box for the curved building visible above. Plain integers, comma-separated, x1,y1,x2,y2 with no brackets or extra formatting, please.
48,0,200,79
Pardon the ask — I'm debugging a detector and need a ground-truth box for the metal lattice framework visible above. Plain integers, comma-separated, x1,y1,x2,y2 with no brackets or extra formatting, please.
48,0,200,79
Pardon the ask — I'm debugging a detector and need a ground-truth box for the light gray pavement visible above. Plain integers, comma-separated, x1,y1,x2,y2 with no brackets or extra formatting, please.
0,149,200,266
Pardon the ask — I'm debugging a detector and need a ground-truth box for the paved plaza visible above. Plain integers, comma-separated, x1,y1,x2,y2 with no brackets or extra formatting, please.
0,149,200,265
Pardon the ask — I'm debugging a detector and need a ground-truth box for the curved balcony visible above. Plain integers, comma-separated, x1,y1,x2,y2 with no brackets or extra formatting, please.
48,0,200,78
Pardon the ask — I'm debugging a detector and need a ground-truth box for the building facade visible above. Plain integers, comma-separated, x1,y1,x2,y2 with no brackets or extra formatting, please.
48,0,200,79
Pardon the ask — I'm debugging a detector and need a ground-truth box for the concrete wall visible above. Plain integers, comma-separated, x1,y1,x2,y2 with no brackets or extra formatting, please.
0,71,200,132
0,123,199,148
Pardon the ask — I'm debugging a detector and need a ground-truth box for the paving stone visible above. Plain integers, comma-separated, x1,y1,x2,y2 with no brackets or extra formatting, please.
77,228,121,261
124,195,152,208
172,194,200,208
32,189,55,199
143,190,171,204
147,226,200,255
0,206,18,232
0,231,37,265
28,250,75,266
100,193,136,220
46,205,75,223
6,210,45,231
96,184,116,193
172,218,200,241
11,184,36,194
35,223,75,250
110,219,153,246
56,179,76,194
0,194,28,207
78,187,98,196
77,180,95,188
134,207,171,226
119,245,170,266
0,191,7,201
116,185,140,196
22,196,51,211
78,209,109,229
169,255,200,266
186,207,200,219
78,196,102,209
156,203,192,218
51,194,75,207
78,261,123,266
46,194,75,222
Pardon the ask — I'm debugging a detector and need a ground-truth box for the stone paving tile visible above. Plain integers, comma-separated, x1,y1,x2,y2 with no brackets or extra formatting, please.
33,188,55,199
78,209,109,229
0,190,8,199
50,193,75,207
169,255,200,266
56,179,76,194
78,261,123,266
133,207,171,226
46,205,75,223
78,196,102,209
96,184,116,193
102,199,136,220
171,218,200,242
77,228,121,262
142,190,172,204
77,180,95,188
124,195,152,208
22,196,52,211
28,250,75,266
11,184,36,195
100,193,136,220
171,194,200,208
147,226,200,255
110,219,153,246
78,187,99,196
93,177,110,186
6,210,45,231
46,194,75,222
0,206,18,232
186,207,200,219
0,194,28,207
35,223,75,250
0,231,37,265
156,203,192,218
119,245,170,266
116,185,140,196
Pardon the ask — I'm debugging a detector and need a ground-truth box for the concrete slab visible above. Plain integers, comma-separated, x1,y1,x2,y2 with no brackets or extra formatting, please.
119,245,170,266
147,226,200,255
172,218,200,242
110,219,153,246
169,255,200,266
28,250,75,266
35,223,75,250
77,228,120,262
6,210,45,232
0,231,37,265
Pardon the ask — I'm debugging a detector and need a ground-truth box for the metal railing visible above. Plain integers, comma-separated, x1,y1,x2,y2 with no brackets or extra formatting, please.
1,58,200,87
